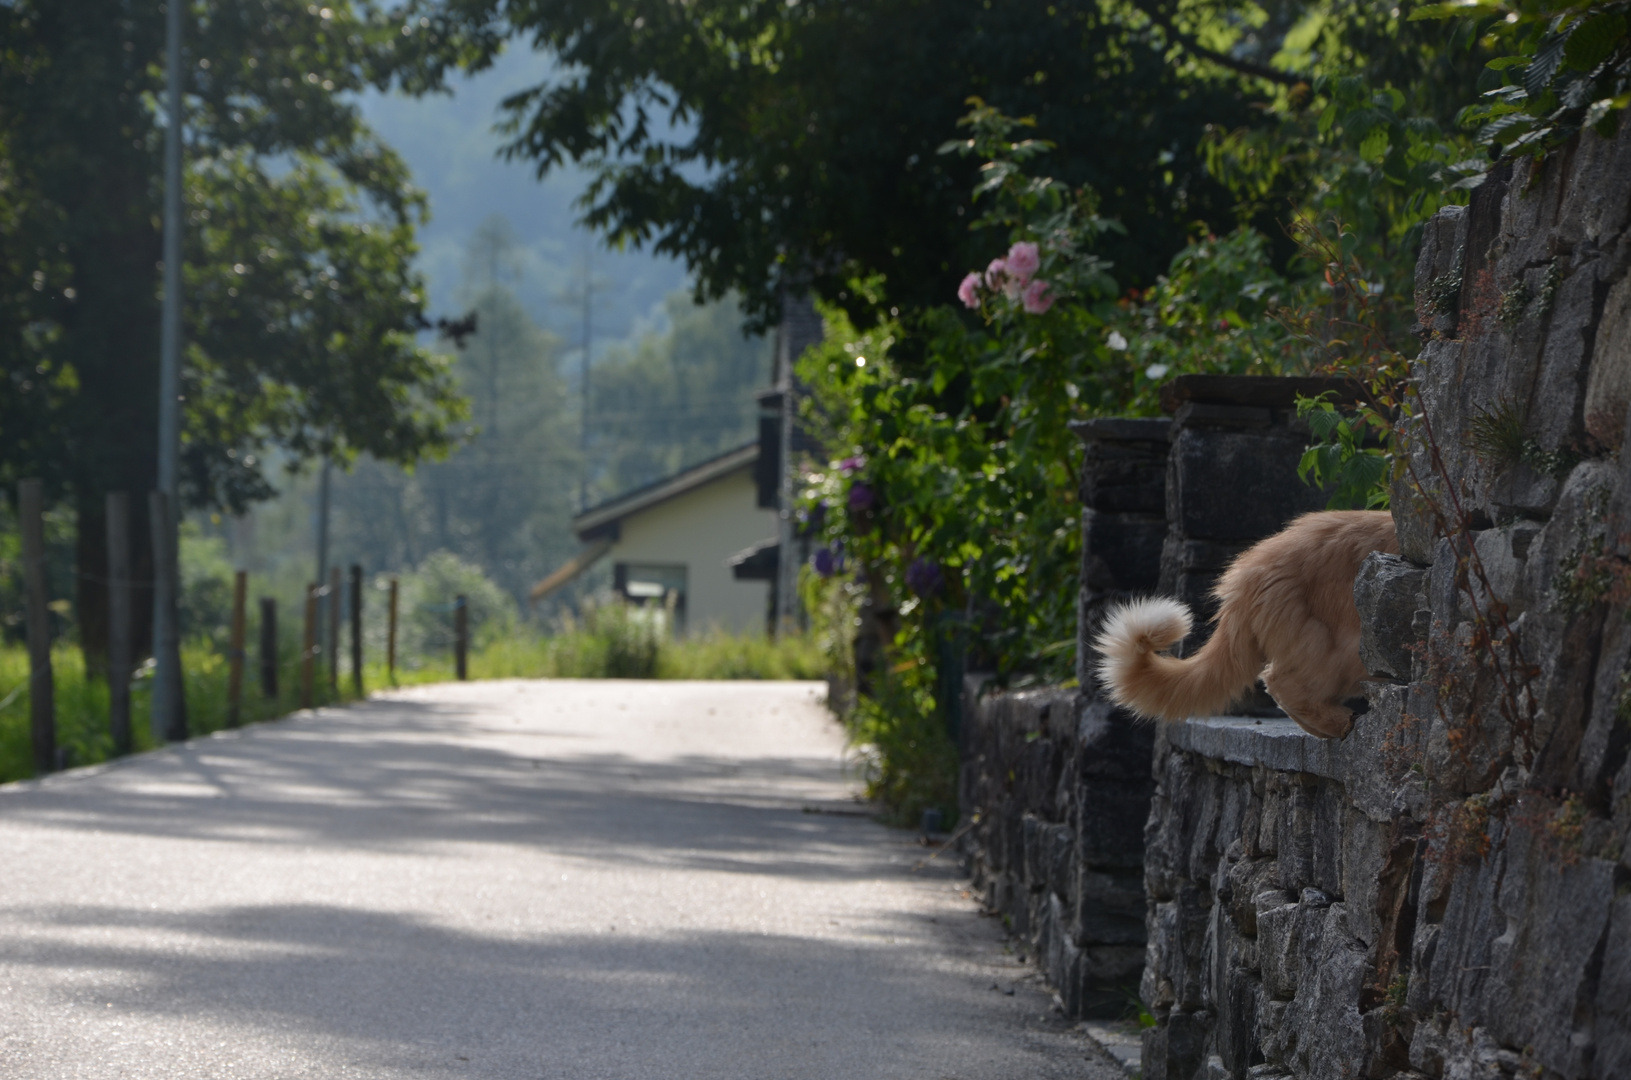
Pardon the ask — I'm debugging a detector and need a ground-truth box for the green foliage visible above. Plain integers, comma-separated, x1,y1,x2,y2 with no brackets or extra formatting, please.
384,550,517,667
590,291,773,497
1468,397,1582,477
1413,0,1631,157
0,0,472,672
847,671,960,829
0,625,827,782
0,632,367,783
1109,227,1299,412
414,0,1267,325
332,217,577,604
178,524,236,647
1296,392,1391,509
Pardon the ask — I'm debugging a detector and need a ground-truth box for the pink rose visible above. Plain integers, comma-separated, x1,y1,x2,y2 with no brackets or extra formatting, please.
1022,279,1055,315
1005,241,1040,284
984,257,1008,289
957,272,981,309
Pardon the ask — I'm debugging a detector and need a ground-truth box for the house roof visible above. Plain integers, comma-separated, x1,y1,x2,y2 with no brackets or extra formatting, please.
573,441,759,542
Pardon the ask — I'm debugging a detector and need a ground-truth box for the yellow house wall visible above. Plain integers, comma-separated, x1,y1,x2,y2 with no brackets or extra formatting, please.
610,466,777,636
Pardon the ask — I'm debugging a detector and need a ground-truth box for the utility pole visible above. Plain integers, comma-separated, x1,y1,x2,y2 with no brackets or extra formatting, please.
151,0,187,742
562,246,606,512
579,248,593,511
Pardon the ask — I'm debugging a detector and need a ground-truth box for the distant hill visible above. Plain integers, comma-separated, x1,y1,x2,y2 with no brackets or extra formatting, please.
356,48,689,356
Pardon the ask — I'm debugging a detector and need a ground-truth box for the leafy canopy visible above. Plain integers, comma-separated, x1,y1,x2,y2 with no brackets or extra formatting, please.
406,0,1269,327
0,0,467,514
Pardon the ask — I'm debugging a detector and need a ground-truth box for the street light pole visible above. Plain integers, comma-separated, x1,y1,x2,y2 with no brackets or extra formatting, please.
151,0,187,742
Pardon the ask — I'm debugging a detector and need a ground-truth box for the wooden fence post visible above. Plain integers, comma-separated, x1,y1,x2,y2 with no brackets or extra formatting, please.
327,566,341,697
259,597,278,699
147,489,187,742
227,570,247,727
454,594,468,681
107,492,132,756
301,584,316,710
387,577,399,682
19,479,55,775
349,564,363,696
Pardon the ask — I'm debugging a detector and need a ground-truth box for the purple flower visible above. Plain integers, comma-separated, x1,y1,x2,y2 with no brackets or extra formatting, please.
847,481,876,513
1005,241,1040,284
810,546,845,577
1022,279,1055,315
983,257,1008,290
905,557,945,598
957,272,981,309
838,455,865,475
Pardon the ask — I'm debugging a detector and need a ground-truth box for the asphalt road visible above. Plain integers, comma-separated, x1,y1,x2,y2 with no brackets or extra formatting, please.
0,679,1123,1079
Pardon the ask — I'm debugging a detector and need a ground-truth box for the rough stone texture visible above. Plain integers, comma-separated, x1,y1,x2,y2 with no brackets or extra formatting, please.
1142,124,1631,1080
959,686,1155,1019
1073,417,1172,690
961,420,1170,1020
1354,553,1429,682
1158,378,1337,665
966,389,1357,1026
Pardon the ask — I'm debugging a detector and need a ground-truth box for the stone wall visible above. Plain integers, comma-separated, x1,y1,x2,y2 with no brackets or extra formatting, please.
1139,125,1631,1080
959,384,1342,1020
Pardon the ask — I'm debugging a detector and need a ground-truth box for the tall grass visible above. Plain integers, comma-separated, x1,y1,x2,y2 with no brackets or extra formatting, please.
0,617,829,784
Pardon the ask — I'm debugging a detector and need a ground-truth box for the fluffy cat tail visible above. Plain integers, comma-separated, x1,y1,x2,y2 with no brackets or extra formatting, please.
1093,597,1262,721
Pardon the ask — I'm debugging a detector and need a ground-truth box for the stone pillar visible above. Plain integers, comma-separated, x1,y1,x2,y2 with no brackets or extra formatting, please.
1158,376,1353,668
1067,417,1173,1016
1072,417,1171,689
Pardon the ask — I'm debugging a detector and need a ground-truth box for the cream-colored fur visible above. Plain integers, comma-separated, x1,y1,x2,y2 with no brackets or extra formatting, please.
1093,510,1398,739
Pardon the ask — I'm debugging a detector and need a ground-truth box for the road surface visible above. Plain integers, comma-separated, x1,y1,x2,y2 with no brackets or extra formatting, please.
0,679,1123,1079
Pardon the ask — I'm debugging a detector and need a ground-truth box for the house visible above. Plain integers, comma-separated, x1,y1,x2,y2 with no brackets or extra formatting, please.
530,442,779,636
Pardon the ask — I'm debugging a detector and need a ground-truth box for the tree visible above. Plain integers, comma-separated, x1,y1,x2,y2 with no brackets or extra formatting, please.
589,290,772,498
330,216,577,603
407,0,1269,328
0,0,466,670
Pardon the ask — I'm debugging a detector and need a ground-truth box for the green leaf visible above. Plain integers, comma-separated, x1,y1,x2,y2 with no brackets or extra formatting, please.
1563,11,1627,71
1526,35,1568,98
1409,1,1501,19
1360,126,1391,162
1306,408,1343,441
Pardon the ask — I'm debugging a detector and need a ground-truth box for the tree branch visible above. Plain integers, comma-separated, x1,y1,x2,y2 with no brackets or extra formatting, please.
1140,7,1307,87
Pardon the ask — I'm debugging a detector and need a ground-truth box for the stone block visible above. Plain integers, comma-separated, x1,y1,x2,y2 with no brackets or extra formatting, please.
1214,965,1262,1077
1276,784,1317,896
1310,782,1347,899
1475,822,1616,1077
1354,553,1427,682
1413,203,1467,336
1584,272,1631,449
1077,779,1155,870
1226,858,1280,938
1593,893,1631,1080
1076,422,1170,515
1341,683,1428,823
1285,904,1371,1079
1166,427,1330,542
1075,868,1149,947
1044,820,1075,900
1144,1008,1212,1080
1022,814,1047,892
1083,509,1167,592
1256,898,1322,1000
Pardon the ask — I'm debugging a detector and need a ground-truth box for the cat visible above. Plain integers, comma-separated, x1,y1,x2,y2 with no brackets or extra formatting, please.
1092,510,1398,739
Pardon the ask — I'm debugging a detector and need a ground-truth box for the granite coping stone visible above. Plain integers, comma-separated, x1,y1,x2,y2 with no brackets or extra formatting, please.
1164,715,1344,780
1070,417,1173,444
